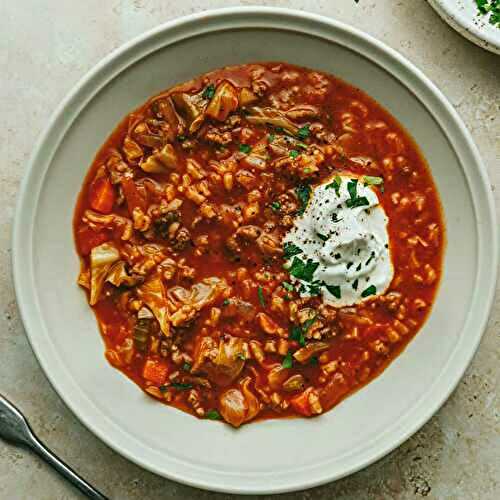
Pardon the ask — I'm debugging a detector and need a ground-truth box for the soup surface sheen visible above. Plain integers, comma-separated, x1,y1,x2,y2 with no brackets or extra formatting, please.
74,62,444,427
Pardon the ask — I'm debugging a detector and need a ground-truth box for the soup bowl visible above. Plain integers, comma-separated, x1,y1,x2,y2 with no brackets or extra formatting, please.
12,7,497,494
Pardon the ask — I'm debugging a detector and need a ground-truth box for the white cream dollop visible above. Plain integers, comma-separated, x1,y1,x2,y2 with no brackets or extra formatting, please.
284,174,393,306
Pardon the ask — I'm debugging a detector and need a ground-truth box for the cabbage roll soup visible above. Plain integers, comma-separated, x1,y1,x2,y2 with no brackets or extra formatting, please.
74,63,444,427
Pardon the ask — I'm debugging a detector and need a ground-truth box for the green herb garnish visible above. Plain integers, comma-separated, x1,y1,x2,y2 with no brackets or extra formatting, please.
282,352,294,368
239,144,252,154
170,382,193,391
346,178,370,208
206,409,221,420
302,316,317,332
270,201,281,211
296,183,311,215
288,257,319,282
325,284,341,299
289,150,299,159
361,285,377,298
352,279,359,291
326,175,342,196
268,133,275,142
202,84,216,99
364,175,384,186
317,232,329,242
182,362,191,372
474,0,500,27
347,196,370,208
258,286,266,307
297,125,310,140
308,282,322,296
290,325,306,346
283,242,303,259
282,281,294,292
222,298,230,306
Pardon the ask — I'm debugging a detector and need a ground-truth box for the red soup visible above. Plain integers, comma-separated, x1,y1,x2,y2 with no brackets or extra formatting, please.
74,63,444,427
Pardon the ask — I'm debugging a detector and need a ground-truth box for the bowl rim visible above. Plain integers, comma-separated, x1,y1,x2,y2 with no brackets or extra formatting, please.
426,0,500,54
12,6,498,494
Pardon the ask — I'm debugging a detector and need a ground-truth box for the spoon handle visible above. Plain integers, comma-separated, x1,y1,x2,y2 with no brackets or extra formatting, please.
28,434,108,499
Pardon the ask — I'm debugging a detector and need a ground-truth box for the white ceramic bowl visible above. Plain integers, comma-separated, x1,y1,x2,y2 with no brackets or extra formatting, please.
427,0,500,54
12,7,498,494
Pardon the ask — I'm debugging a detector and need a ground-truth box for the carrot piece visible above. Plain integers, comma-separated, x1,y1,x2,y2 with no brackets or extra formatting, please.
89,176,115,213
76,227,109,256
142,359,168,385
290,388,314,417
121,178,146,213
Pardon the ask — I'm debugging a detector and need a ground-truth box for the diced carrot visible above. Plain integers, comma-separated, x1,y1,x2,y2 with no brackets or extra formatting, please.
142,359,168,385
290,388,313,417
76,227,109,256
89,176,115,214
121,178,146,213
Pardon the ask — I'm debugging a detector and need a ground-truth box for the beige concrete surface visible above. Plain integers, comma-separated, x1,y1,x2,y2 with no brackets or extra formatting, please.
1,1,499,499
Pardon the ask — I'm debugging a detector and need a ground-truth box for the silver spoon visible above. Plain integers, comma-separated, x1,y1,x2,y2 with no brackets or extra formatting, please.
0,393,108,499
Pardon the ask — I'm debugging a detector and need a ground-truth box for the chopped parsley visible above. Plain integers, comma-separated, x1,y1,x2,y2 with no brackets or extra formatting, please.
346,178,370,208
352,279,359,291
297,124,310,139
290,325,306,346
205,409,221,420
270,201,281,211
288,257,319,282
202,84,215,99
307,281,323,296
282,281,294,292
325,284,341,299
297,142,308,150
182,362,191,372
474,0,500,27
258,286,266,307
170,382,193,391
317,232,329,242
268,133,275,143
177,134,187,142
283,242,303,259
361,285,377,298
239,143,252,154
364,175,384,186
289,149,299,159
326,175,342,196
296,183,312,215
302,316,317,332
282,352,294,368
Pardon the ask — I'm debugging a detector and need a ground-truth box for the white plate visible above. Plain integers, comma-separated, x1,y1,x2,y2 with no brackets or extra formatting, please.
12,7,498,494
427,0,500,53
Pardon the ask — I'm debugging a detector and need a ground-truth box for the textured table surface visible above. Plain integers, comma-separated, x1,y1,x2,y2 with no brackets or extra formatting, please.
1,1,499,499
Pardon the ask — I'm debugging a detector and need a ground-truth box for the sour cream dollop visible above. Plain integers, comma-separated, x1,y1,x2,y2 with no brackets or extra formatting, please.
283,174,393,306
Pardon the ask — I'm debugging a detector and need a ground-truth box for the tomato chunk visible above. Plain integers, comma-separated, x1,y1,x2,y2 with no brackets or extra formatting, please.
121,178,146,213
89,176,115,214
142,359,168,385
290,387,314,417
76,227,109,256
